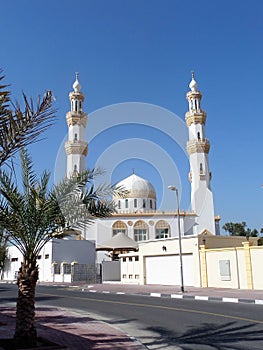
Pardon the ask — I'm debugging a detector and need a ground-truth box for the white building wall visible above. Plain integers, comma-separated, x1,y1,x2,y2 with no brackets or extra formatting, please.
3,239,96,282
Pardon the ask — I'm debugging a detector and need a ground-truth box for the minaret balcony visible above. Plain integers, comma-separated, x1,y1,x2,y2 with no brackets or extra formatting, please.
66,112,87,127
65,140,88,156
185,111,206,126
187,139,210,155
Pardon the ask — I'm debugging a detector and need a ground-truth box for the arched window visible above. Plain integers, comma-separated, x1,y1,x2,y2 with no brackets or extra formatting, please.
112,221,127,236
155,220,170,239
200,163,203,174
79,101,82,111
125,199,129,209
143,199,146,208
73,164,77,172
150,200,153,209
118,200,121,209
197,131,201,140
74,133,78,141
134,199,137,208
134,220,148,242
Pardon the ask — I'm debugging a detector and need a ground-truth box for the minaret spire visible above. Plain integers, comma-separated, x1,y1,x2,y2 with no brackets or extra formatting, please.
65,74,88,178
185,73,216,234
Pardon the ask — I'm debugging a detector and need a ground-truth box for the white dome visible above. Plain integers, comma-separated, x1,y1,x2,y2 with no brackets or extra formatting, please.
115,173,156,200
73,74,81,92
189,72,198,92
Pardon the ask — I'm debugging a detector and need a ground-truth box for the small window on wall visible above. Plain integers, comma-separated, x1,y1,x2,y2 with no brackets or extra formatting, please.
197,131,201,140
150,200,153,209
135,256,139,261
11,258,18,262
143,199,146,208
75,101,78,111
134,220,148,241
45,254,49,259
125,199,128,208
200,163,203,174
74,165,77,172
118,200,121,209
74,133,78,141
79,101,82,110
134,199,137,208
155,220,170,239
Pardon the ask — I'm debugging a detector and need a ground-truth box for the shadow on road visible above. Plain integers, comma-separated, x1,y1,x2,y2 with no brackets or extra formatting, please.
141,321,263,349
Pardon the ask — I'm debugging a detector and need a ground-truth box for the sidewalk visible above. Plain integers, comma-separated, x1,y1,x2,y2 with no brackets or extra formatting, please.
0,306,146,350
1,282,263,350
77,283,263,305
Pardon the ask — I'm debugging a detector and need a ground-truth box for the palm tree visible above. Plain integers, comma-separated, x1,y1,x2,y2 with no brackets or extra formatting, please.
0,71,55,167
0,148,118,348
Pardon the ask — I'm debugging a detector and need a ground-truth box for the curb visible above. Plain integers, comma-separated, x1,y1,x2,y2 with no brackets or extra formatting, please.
81,288,263,306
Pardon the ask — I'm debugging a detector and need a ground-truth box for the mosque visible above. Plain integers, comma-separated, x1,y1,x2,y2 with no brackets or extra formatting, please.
65,72,220,264
7,74,263,289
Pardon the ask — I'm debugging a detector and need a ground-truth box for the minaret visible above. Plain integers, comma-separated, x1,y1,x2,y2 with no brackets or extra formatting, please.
185,73,216,234
65,74,88,178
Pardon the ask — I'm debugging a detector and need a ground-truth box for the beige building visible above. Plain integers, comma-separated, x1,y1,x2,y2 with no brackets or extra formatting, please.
120,235,262,290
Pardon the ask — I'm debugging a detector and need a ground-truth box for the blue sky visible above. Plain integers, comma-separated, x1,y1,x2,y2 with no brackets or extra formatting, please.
1,0,263,232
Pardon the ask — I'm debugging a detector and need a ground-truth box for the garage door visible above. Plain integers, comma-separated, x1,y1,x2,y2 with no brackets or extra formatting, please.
145,254,194,286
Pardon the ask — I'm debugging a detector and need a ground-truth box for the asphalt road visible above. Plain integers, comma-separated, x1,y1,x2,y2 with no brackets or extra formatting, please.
1,283,263,349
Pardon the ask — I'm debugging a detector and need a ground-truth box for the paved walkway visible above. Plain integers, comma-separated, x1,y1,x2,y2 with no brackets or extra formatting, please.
77,283,263,304
1,282,263,349
0,306,145,350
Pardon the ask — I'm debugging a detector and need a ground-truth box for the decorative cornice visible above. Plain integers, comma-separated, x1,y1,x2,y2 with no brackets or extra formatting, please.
65,141,88,156
111,210,196,217
115,189,156,200
66,112,87,127
187,139,210,155
185,111,206,126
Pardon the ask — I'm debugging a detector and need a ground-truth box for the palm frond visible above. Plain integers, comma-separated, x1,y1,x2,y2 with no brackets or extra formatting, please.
0,72,56,167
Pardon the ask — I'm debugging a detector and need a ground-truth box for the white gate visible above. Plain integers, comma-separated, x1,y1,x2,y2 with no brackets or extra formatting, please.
145,254,194,286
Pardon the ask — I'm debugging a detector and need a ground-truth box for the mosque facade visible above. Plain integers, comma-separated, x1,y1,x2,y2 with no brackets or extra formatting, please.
65,73,220,263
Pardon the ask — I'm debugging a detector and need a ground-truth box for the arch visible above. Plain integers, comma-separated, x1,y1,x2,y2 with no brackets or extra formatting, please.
112,221,127,236
74,133,78,141
134,220,148,242
155,220,170,239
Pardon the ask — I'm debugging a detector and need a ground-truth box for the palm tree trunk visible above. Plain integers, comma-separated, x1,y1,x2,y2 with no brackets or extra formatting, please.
14,258,39,348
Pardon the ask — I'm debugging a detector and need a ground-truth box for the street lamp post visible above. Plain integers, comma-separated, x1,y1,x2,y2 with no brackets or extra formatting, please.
168,185,185,293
